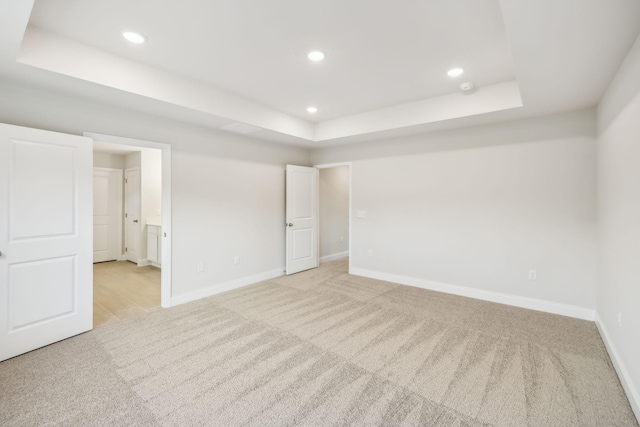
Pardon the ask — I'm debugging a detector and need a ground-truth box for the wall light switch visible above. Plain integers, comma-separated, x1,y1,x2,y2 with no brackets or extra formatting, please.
234,256,240,265
617,311,622,328
197,262,204,273
357,210,367,218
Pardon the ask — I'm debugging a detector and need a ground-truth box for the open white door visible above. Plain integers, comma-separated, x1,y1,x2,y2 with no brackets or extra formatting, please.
285,165,319,275
124,167,140,264
0,123,93,362
93,168,123,263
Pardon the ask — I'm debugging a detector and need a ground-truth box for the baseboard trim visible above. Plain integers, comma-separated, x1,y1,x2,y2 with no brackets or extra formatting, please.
320,251,349,263
595,313,640,422
349,267,595,321
169,268,285,307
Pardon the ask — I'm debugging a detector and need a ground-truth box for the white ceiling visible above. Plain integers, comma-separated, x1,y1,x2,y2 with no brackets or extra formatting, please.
0,0,639,147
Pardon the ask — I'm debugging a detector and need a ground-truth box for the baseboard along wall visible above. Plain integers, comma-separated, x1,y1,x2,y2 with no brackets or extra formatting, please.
169,268,284,307
349,267,595,321
320,251,349,263
595,313,640,422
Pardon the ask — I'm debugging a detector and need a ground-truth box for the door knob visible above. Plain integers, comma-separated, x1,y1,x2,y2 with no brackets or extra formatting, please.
286,223,293,227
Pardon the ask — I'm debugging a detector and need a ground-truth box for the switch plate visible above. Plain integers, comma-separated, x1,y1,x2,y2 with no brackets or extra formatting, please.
528,270,537,280
617,311,622,328
357,210,367,218
197,262,204,273
234,256,240,265
368,249,373,257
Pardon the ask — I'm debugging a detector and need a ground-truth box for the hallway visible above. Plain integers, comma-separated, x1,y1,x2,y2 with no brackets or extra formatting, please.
93,261,160,327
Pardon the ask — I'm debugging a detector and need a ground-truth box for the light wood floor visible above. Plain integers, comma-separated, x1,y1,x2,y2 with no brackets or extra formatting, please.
93,261,161,328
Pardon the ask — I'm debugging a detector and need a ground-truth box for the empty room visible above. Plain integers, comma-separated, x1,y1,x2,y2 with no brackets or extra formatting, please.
1,0,639,426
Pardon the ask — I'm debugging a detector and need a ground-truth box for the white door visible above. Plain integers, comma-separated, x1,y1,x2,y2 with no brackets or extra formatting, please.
124,168,140,264
93,168,123,263
285,165,319,275
0,123,93,362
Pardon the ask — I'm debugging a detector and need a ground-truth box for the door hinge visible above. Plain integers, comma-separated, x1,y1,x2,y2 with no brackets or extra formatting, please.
125,178,128,184
125,247,128,252
125,213,128,218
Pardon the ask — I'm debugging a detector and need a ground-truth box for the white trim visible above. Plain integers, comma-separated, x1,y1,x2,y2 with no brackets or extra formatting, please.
320,251,349,263
170,268,285,307
314,162,352,169
85,132,172,308
595,313,640,421
349,267,595,321
313,162,352,274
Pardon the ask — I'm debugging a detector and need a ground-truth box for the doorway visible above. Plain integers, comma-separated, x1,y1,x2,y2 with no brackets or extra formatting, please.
316,163,351,270
91,137,169,327
87,132,172,309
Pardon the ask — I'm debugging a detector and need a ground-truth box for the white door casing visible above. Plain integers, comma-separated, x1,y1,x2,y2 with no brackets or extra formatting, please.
124,167,140,264
0,123,93,362
285,165,319,275
85,132,172,309
93,168,123,263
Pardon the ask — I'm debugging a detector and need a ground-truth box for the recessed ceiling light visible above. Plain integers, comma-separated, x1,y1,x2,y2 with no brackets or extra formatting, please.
307,106,318,114
447,68,464,77
122,31,146,44
307,50,325,62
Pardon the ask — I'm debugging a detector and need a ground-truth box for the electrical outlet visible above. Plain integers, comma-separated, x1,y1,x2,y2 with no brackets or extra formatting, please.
617,311,622,328
368,249,373,257
528,270,537,280
197,262,204,273
234,256,240,265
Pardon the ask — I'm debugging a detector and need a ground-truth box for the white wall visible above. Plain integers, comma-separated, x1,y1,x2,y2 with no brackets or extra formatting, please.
596,34,640,418
140,148,162,263
0,81,310,300
319,166,349,259
312,110,597,313
93,151,125,169
124,151,140,169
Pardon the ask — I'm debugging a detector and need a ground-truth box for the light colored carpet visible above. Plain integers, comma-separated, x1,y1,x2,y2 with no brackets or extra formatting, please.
0,258,637,426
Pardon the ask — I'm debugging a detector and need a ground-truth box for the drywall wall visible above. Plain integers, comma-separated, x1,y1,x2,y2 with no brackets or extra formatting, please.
0,81,310,299
311,110,597,312
124,151,140,169
319,166,349,259
93,151,124,169
140,147,162,263
596,34,640,418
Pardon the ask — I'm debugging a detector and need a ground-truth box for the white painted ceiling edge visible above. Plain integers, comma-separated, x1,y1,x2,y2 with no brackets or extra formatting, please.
17,25,522,144
1,0,640,147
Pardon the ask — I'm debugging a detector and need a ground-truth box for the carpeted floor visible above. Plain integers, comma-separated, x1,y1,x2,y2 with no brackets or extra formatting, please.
0,259,637,426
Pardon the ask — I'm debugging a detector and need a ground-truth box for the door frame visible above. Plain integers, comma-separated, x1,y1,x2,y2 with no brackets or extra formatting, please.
313,162,352,274
93,167,123,262
85,132,172,308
